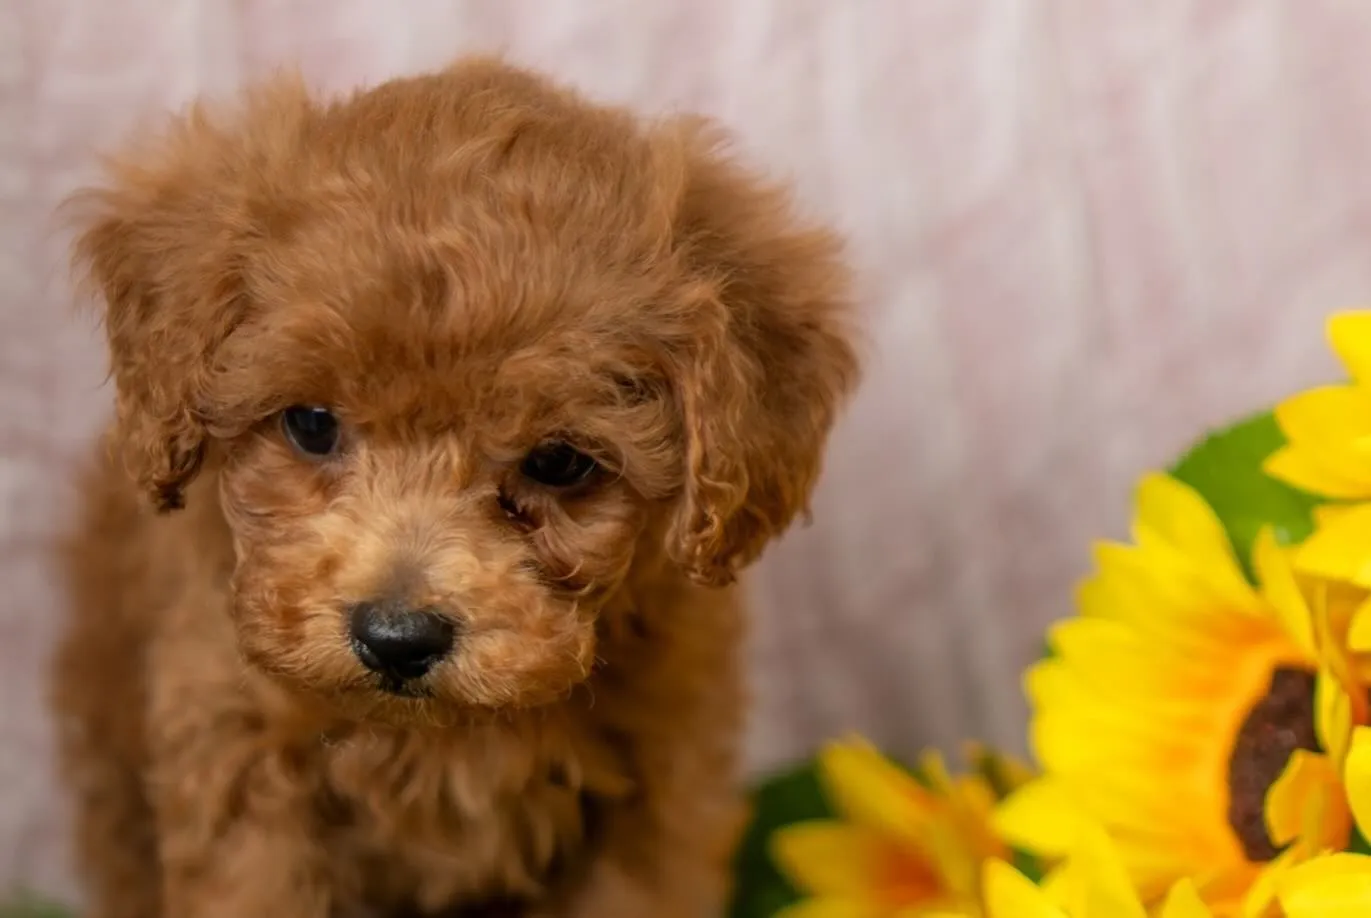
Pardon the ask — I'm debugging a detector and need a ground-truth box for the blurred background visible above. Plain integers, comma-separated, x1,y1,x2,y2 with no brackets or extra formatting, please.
3,0,1369,902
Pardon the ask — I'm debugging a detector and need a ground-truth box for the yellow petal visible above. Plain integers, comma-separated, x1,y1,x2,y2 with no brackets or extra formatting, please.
993,779,1089,859
1315,502,1359,529
1281,852,1371,886
816,739,927,836
1317,666,1354,766
1263,445,1371,499
1047,823,1148,918
1265,752,1316,849
1159,879,1213,918
1348,597,1371,652
1035,864,1072,905
1077,547,1262,644
1253,527,1318,657
1132,473,1243,575
1277,852,1371,917
1241,846,1302,918
1329,310,1371,382
1043,617,1217,699
770,822,892,897
1274,384,1371,443
1295,503,1371,586
1343,727,1371,842
1072,841,1148,918
982,859,1065,918
1264,749,1348,851
906,813,981,901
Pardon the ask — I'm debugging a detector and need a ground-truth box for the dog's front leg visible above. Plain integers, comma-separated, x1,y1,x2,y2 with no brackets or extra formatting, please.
151,730,333,918
540,607,749,918
150,733,332,918
144,650,333,918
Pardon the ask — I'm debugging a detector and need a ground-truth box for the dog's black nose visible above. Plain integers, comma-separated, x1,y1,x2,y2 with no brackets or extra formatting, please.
348,602,455,681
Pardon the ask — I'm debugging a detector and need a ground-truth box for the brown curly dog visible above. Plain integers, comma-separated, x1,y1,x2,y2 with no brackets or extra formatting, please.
51,56,858,918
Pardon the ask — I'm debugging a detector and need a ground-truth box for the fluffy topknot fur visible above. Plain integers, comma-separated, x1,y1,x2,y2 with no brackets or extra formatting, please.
53,57,858,918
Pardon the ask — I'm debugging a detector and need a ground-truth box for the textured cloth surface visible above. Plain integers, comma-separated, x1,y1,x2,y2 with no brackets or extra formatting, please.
2,0,1367,898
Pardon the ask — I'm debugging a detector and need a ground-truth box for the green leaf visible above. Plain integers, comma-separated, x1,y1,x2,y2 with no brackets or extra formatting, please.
727,761,831,918
1010,848,1046,885
1350,824,1371,855
1168,410,1322,578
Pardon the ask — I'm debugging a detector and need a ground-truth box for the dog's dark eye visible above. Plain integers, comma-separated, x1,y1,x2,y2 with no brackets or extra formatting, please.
281,406,340,457
520,441,598,487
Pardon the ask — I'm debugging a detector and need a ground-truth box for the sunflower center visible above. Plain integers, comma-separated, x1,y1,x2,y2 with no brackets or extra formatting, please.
1226,665,1319,862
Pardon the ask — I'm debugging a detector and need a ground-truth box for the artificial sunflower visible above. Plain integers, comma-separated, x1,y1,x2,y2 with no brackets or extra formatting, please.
1265,310,1371,585
996,473,1369,916
769,738,1021,917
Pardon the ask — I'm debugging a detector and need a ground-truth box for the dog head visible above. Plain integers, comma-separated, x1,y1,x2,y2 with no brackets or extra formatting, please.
70,58,858,721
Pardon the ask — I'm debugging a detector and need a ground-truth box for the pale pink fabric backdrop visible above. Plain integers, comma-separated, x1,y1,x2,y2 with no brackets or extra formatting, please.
3,0,1368,900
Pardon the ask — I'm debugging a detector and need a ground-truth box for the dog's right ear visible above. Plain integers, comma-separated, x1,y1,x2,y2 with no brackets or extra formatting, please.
69,107,260,512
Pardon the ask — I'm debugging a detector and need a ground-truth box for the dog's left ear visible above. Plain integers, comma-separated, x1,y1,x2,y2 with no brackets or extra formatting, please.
663,121,861,587
68,102,272,512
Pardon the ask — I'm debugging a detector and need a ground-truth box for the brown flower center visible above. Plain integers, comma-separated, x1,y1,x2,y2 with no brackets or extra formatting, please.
1226,666,1319,861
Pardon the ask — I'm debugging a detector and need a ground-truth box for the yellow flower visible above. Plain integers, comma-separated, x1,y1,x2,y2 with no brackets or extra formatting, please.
982,822,1213,918
999,473,1369,916
770,739,1017,917
1265,310,1371,585
1275,852,1371,916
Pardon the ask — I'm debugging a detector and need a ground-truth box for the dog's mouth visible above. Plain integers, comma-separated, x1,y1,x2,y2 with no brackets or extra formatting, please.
375,674,434,699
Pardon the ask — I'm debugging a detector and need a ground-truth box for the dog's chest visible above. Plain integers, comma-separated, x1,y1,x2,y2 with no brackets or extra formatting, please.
316,723,630,914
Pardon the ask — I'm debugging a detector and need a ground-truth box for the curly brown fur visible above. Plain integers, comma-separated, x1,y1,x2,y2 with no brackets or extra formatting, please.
51,57,858,918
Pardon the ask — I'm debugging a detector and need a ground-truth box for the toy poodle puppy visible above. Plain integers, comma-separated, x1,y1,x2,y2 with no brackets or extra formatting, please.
52,56,857,918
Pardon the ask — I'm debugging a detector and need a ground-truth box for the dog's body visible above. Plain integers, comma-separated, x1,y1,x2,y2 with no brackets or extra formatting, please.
52,58,856,918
